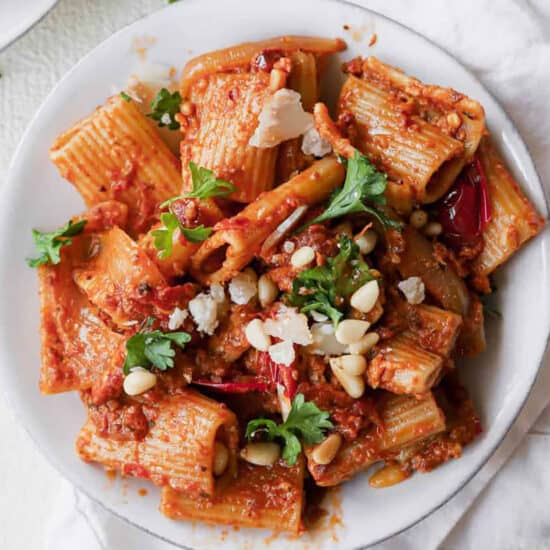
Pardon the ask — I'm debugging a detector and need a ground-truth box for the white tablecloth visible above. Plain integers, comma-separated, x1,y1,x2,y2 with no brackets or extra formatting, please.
0,1,549,549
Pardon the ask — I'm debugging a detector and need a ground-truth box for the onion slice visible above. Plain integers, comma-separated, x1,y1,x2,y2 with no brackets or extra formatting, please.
260,204,308,256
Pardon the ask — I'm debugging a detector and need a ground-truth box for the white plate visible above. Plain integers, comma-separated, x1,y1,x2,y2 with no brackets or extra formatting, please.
0,0,58,51
1,0,549,548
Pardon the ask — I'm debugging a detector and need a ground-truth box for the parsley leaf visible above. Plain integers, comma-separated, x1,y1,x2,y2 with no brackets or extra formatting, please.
27,219,87,268
123,329,191,375
186,162,236,200
301,152,402,231
181,224,212,243
148,88,182,130
151,212,180,259
245,394,333,465
286,235,375,327
120,91,132,102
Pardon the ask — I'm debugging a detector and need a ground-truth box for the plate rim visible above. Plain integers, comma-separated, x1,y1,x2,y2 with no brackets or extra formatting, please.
0,0,59,53
1,0,549,548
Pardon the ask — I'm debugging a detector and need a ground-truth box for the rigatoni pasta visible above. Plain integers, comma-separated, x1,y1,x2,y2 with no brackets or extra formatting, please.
50,95,181,235
30,34,545,534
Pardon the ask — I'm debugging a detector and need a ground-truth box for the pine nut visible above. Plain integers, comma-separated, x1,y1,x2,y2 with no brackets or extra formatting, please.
409,209,428,229
350,280,380,314
213,442,229,476
355,230,378,255
348,332,380,355
335,319,370,344
424,221,443,237
312,433,343,465
123,367,157,396
330,362,365,398
369,463,410,488
258,274,279,308
245,319,272,351
334,221,353,237
240,442,280,466
330,354,367,376
291,246,315,268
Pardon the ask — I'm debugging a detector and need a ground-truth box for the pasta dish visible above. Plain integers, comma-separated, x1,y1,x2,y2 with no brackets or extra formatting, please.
30,35,545,533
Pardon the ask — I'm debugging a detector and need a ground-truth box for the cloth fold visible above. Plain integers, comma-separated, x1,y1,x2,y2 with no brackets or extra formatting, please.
2,0,548,549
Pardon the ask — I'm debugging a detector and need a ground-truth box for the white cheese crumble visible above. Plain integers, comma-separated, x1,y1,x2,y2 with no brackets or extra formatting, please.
160,112,172,126
188,293,219,335
168,307,189,331
263,304,312,346
249,89,313,148
301,126,332,158
268,340,296,366
228,270,258,305
210,283,226,304
397,276,426,305
308,323,348,356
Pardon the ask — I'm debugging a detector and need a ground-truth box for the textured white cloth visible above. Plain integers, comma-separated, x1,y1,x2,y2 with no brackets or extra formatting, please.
1,1,549,549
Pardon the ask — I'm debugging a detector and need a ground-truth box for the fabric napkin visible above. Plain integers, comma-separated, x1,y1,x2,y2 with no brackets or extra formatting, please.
4,0,547,548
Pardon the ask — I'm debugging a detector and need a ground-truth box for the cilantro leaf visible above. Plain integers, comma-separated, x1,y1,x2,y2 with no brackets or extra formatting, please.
27,219,87,268
151,212,180,259
148,88,182,130
123,329,191,375
186,162,236,200
181,224,212,243
286,235,375,327
301,152,402,231
120,91,132,102
245,394,333,466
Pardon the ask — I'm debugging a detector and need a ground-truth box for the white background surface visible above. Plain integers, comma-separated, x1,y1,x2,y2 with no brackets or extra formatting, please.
0,1,549,549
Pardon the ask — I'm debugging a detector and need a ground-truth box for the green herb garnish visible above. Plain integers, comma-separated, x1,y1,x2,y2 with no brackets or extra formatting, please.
124,329,191,375
120,91,132,102
301,152,402,231
286,235,375,326
186,162,235,200
148,88,182,130
27,220,87,268
151,212,180,259
181,224,212,243
245,394,333,466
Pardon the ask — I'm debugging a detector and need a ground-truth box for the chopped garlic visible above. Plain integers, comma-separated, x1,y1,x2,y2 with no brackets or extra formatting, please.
397,277,426,305
268,340,295,366
264,305,312,346
188,293,219,335
249,89,313,148
301,126,332,157
168,307,189,330
308,323,348,356
228,270,258,305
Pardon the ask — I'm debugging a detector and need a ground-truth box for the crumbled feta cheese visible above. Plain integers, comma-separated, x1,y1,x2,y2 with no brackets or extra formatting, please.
301,126,332,157
308,323,348,356
188,293,219,335
282,240,296,254
249,89,313,148
160,112,172,126
264,304,312,346
310,310,329,323
168,307,189,330
209,283,226,304
228,270,258,305
397,276,426,305
268,340,296,366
